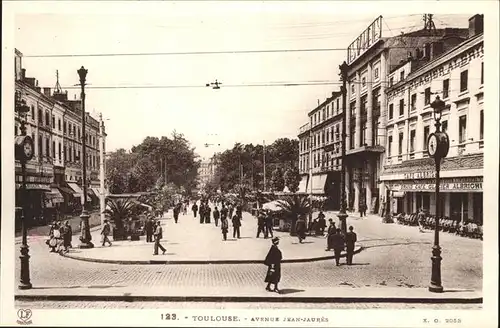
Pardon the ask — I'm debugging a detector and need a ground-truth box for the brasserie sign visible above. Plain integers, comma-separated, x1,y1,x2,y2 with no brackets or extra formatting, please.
389,176,483,192
347,15,383,65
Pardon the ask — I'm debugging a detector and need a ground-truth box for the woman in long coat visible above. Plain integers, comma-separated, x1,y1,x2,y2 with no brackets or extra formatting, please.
295,216,307,243
264,237,282,293
61,220,73,253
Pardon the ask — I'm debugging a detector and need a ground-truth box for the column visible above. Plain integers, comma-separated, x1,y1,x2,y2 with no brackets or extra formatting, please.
355,71,361,148
354,178,360,213
416,114,424,159
413,192,417,213
345,169,350,204
366,162,372,213
380,52,388,147
366,63,373,147
443,193,450,217
346,79,351,150
430,192,436,216
404,119,409,161
467,193,474,221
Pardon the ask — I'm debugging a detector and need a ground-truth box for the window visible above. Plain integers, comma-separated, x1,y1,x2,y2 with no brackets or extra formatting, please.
361,122,366,145
362,77,366,87
58,119,61,131
349,127,355,149
63,121,67,134
45,112,49,126
31,105,35,120
443,79,449,98
46,138,50,157
399,99,404,116
389,104,394,120
326,129,330,143
73,148,76,162
473,193,483,224
336,99,340,112
442,120,448,133
374,68,379,79
361,97,367,114
398,132,404,155
15,125,18,136
73,126,76,137
323,108,326,120
459,115,467,143
481,62,484,85
38,109,43,123
58,143,61,161
389,77,394,86
351,84,355,94
78,150,81,162
411,94,417,111
32,133,36,156
424,87,431,105
388,136,393,157
450,193,468,222
350,102,356,117
400,70,405,81
410,130,416,153
460,70,468,92
479,110,484,141
77,127,80,140
52,141,55,159
38,135,42,158
321,132,325,145
423,126,430,151
52,115,55,128
64,146,67,161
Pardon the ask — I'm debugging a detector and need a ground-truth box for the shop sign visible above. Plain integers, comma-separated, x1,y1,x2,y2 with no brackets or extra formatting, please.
403,171,436,180
389,177,483,192
347,15,383,65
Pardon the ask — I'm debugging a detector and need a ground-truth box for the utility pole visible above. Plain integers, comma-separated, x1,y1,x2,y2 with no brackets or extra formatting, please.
338,61,349,234
308,127,313,222
263,140,266,191
99,113,106,228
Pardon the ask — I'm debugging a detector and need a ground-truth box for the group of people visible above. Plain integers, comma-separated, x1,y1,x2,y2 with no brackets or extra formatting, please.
46,220,73,254
256,210,274,239
325,220,357,266
191,199,244,241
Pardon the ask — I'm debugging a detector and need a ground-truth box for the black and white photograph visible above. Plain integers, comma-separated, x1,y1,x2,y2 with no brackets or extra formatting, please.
1,1,498,327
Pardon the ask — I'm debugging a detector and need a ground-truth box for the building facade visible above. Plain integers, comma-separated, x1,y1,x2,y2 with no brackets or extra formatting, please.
298,91,344,210
380,15,484,224
15,49,104,225
344,16,469,215
197,157,218,191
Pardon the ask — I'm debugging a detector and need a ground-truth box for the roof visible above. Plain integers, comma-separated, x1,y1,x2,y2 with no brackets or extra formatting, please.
383,153,483,175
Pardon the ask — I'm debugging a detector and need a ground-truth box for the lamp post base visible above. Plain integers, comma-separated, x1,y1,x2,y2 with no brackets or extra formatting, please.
18,282,32,290
428,284,444,293
337,211,348,234
78,210,94,249
19,245,32,289
429,245,443,293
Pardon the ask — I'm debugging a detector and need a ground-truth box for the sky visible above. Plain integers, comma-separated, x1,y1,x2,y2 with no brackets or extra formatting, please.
13,2,472,160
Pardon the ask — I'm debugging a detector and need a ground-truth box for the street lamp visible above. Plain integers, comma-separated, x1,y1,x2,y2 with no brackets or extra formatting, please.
337,61,349,234
77,66,94,249
427,95,449,293
15,90,34,289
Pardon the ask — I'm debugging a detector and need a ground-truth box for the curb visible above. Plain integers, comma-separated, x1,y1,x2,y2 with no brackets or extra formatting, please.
14,293,482,304
60,245,364,265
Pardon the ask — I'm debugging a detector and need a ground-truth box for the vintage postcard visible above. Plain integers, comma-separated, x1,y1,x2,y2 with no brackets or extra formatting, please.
1,1,498,327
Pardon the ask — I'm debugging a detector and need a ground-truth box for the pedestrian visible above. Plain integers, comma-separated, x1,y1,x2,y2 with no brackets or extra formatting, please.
220,204,228,221
145,217,154,242
264,237,282,293
61,220,72,253
205,204,212,224
359,202,367,218
232,214,241,239
331,228,345,266
236,203,243,220
192,202,198,218
317,212,327,235
345,226,357,265
221,217,229,241
100,219,112,247
295,215,307,243
213,206,220,227
153,221,166,255
173,203,181,224
183,201,188,215
47,221,61,253
199,203,205,224
325,219,336,251
264,211,274,239
256,211,266,238
418,208,426,233
228,203,234,221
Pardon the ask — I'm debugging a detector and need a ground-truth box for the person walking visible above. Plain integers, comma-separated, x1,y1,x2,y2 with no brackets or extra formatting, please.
317,212,327,235
213,206,220,227
101,219,112,247
295,215,307,243
145,217,154,242
264,211,274,239
61,220,72,253
325,219,336,251
345,226,357,265
256,211,266,238
228,203,234,222
264,237,282,293
232,214,241,239
205,204,212,224
418,208,426,233
199,203,205,224
192,202,198,218
173,203,181,224
359,202,367,218
221,217,229,241
183,201,188,215
153,221,166,255
220,204,228,221
236,203,243,220
331,228,345,266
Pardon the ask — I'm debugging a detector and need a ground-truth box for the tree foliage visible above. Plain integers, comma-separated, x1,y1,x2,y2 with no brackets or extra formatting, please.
284,166,301,193
276,194,310,235
270,167,285,192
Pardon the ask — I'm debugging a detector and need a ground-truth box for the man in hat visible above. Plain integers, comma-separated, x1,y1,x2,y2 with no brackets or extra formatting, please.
331,228,345,266
192,202,198,218
264,236,282,293
101,219,112,247
153,221,166,255
145,217,154,243
256,211,266,238
325,219,336,251
345,226,357,265
232,214,241,239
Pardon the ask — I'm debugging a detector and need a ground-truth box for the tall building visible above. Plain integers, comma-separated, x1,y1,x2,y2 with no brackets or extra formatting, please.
343,15,469,214
380,15,484,223
197,157,218,191
14,49,104,225
297,91,344,209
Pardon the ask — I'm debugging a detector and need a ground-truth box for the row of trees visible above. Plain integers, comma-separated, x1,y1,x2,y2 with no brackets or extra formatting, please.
209,138,301,193
106,132,200,195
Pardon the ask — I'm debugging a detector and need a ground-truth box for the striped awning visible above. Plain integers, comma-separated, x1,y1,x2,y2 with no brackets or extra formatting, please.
298,176,309,193
45,188,64,203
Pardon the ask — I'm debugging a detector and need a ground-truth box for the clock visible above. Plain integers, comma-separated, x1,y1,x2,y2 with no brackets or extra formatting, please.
427,131,450,159
15,135,34,162
427,133,438,157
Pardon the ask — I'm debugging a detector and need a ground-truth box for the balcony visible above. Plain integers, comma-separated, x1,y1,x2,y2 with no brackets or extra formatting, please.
346,143,385,157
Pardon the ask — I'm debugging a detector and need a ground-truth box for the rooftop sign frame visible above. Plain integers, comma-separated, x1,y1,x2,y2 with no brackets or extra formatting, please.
347,15,383,65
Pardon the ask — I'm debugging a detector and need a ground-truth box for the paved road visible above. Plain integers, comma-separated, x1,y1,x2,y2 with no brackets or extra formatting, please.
15,300,482,310
13,209,482,292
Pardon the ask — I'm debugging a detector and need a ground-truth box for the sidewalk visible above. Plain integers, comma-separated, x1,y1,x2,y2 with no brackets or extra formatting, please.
15,285,482,304
61,210,362,264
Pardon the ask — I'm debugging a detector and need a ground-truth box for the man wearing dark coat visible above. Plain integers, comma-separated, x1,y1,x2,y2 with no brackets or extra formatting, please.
228,204,234,221
345,226,357,265
295,216,307,243
220,204,228,221
192,203,198,218
331,228,345,266
199,203,205,224
173,203,181,224
264,237,282,293
235,204,242,220
213,206,220,227
256,211,266,238
205,205,212,224
326,219,336,251
145,217,154,242
232,214,241,239
264,212,274,239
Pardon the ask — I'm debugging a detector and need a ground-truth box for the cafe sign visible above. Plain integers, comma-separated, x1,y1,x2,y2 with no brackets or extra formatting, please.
389,176,483,192
403,171,436,180
347,15,383,65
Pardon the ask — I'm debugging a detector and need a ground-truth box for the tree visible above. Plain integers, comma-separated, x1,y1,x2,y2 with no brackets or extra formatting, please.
270,167,285,192
276,194,310,236
103,198,138,240
284,166,301,193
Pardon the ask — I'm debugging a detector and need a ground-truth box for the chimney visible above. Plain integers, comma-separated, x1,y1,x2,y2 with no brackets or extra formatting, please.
43,87,51,97
468,14,484,38
21,68,26,80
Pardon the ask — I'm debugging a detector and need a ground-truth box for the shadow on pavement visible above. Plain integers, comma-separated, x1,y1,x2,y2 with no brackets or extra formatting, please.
364,241,431,248
291,241,315,244
278,288,305,295
444,289,477,293
346,263,370,266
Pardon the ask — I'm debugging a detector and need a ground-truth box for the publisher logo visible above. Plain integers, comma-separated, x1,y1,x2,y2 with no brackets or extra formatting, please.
17,308,32,325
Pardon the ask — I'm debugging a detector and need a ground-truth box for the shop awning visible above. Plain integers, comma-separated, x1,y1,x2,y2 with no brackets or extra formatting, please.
67,183,83,198
15,183,51,191
311,174,328,194
298,176,309,193
91,187,109,197
45,188,64,203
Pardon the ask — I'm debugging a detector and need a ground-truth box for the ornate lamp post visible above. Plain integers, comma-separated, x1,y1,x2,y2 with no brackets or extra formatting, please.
338,61,349,234
15,90,34,289
427,95,449,293
77,66,94,249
